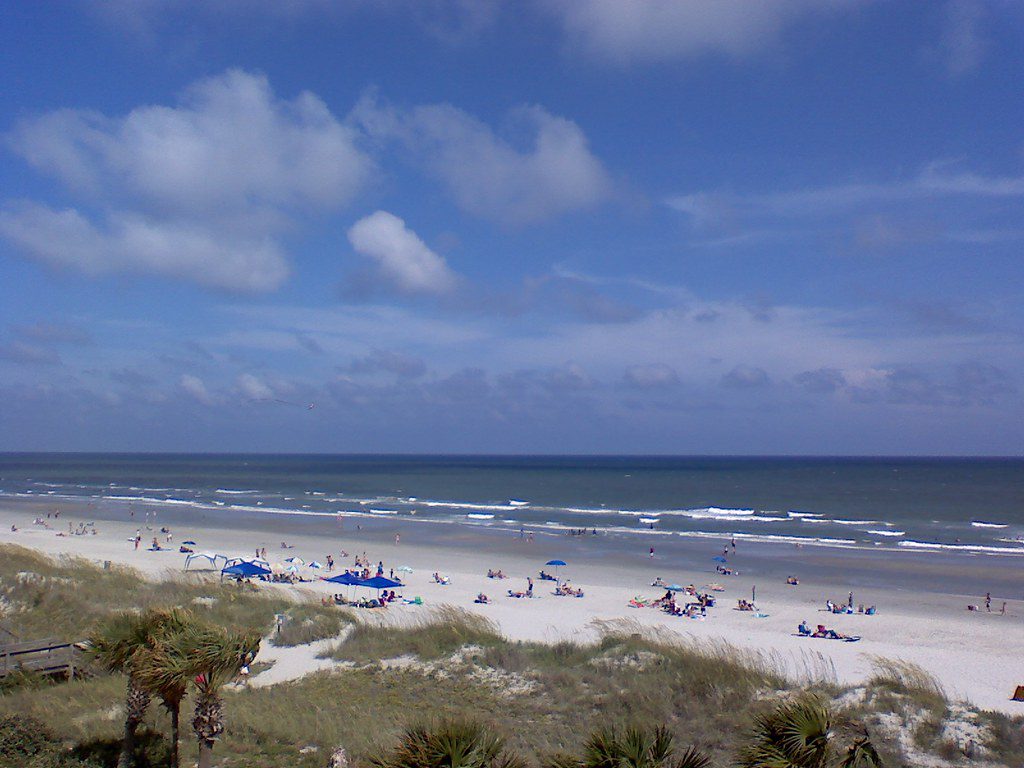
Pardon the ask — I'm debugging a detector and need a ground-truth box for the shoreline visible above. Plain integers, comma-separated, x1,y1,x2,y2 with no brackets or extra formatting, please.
3,496,1024,715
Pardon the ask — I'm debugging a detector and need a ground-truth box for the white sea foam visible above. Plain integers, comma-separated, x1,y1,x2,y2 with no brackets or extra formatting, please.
215,489,258,495
638,517,660,525
866,529,905,537
971,520,1008,528
467,513,495,520
898,540,1024,555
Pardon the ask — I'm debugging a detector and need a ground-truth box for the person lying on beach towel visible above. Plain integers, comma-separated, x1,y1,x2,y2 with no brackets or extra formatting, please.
507,589,527,598
538,570,557,581
810,624,859,641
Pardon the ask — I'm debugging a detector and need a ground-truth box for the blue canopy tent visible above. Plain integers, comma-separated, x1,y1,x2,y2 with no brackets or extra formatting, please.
359,575,403,590
221,560,271,580
324,572,362,585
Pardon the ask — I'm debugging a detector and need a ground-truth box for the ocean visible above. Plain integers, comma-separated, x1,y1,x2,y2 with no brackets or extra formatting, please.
1,454,1022,555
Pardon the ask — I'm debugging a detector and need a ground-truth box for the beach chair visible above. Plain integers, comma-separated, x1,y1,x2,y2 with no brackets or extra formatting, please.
1013,685,1024,702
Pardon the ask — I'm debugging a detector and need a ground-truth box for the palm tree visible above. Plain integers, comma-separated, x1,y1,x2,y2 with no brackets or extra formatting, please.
88,609,191,768
132,623,198,768
371,720,526,768
182,625,261,768
549,725,710,768
737,695,883,768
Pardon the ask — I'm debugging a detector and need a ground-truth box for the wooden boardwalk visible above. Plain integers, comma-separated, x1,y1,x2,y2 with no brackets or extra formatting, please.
0,638,83,680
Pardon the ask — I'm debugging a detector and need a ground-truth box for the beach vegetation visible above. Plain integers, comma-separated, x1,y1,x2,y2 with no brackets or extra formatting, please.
546,724,710,768
370,720,525,768
270,602,353,647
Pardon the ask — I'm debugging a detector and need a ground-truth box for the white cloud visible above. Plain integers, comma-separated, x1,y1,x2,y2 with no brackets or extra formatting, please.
665,163,1024,227
237,373,273,400
939,0,987,76
179,373,214,405
355,98,610,224
623,363,680,389
4,70,370,292
549,0,858,64
0,202,289,293
10,69,370,216
347,210,458,294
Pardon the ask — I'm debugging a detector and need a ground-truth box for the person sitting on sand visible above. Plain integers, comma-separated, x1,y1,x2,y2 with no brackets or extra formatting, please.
651,577,667,587
787,576,799,585
475,593,491,604
798,620,811,636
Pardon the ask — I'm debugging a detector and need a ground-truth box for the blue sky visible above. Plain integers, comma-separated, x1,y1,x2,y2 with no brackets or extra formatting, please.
1,0,1022,454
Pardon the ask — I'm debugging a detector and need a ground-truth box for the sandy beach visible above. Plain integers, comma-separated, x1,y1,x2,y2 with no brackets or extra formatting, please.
3,497,1023,715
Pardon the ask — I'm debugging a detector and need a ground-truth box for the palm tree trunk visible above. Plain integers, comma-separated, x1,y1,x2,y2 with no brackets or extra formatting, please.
169,703,180,768
192,692,223,768
198,741,214,768
118,678,150,768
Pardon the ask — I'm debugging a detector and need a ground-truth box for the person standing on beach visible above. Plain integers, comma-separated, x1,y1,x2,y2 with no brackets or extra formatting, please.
649,546,655,558
134,530,141,550
395,533,400,545
985,592,991,611
527,577,533,597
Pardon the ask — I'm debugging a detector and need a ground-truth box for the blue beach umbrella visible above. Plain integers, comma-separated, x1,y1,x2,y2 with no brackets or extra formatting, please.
666,584,684,592
545,559,567,583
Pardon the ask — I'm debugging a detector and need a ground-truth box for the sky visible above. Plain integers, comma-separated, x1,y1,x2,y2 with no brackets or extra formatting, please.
1,0,1022,455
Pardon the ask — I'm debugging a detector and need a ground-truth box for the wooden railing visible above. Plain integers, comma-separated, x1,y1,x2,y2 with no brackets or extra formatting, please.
0,638,82,680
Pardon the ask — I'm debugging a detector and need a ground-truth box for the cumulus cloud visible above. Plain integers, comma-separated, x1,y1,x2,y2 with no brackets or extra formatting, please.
180,373,215,405
623,363,680,389
938,0,987,76
0,341,62,366
237,373,273,400
721,365,770,389
345,348,428,378
10,69,370,215
795,367,847,394
355,97,610,224
12,321,91,345
4,69,371,292
347,211,458,295
0,203,289,292
549,0,858,64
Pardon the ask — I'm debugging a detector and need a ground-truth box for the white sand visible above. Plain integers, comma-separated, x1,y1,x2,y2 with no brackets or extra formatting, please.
4,508,1023,714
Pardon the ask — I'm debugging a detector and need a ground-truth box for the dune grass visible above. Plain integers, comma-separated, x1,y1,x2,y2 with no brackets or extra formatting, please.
321,606,503,661
0,545,292,641
269,602,354,647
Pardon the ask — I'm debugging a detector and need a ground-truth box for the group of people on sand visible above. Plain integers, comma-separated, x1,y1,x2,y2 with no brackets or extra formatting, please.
554,582,584,597
486,568,507,579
